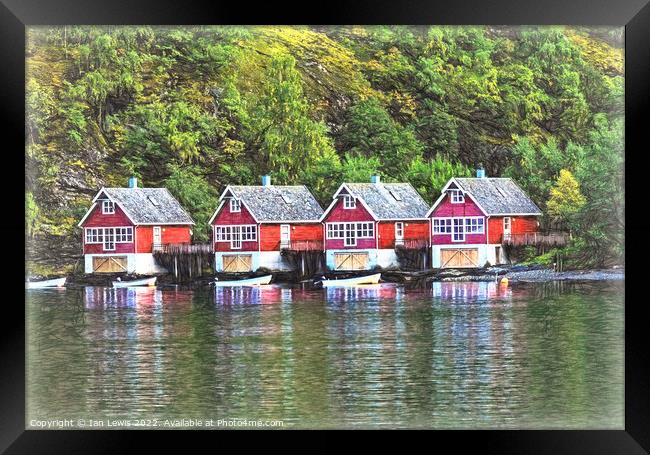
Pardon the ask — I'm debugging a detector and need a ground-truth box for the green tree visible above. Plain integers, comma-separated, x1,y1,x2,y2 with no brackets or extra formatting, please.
547,169,586,226
164,164,218,242
340,97,423,179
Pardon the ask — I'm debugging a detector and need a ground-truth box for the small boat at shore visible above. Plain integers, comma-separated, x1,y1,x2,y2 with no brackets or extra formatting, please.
112,277,157,288
25,277,67,289
318,273,382,287
214,275,273,287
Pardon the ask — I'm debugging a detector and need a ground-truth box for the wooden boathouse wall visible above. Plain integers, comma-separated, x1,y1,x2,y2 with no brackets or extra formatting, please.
153,243,213,282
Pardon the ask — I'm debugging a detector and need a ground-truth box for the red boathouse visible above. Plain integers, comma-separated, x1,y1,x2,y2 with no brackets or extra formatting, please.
78,178,195,274
428,171,542,268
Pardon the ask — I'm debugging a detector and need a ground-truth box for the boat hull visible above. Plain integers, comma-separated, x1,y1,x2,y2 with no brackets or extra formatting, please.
112,277,157,288
320,273,382,287
214,275,273,287
26,277,67,289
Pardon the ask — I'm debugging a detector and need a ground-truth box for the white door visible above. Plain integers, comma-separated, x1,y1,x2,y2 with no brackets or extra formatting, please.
503,217,511,237
153,226,162,250
395,222,404,245
280,224,291,248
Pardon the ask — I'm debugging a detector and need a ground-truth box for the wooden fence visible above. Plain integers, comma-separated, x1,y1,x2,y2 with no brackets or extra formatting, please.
152,243,213,281
501,232,569,247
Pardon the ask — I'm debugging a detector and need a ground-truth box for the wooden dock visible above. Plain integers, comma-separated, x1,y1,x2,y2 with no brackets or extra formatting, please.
152,243,213,282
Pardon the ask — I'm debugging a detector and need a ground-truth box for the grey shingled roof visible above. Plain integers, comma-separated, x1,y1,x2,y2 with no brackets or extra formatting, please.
454,178,542,215
227,185,323,222
102,188,195,224
344,183,430,219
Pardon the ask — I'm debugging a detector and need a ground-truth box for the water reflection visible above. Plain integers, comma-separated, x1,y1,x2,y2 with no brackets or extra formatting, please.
432,280,512,302
27,281,624,429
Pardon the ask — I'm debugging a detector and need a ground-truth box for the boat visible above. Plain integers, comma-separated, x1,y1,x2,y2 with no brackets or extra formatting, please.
25,277,67,289
112,277,157,288
213,275,273,287
318,273,382,287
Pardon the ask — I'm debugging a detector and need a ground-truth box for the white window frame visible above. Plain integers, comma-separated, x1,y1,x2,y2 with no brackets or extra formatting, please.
326,222,374,242
464,217,485,234
343,195,356,209
452,219,465,242
231,226,242,249
215,225,257,244
280,224,291,247
449,190,465,204
395,222,404,241
102,200,115,214
85,227,133,246
230,198,241,213
432,218,452,234
503,217,511,234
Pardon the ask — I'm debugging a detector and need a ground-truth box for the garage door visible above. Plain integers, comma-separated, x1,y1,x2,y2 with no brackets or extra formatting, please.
223,254,252,272
93,256,128,273
440,248,479,268
334,252,369,270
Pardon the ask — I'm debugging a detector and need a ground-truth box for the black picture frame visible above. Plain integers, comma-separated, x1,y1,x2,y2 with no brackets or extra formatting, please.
2,0,646,451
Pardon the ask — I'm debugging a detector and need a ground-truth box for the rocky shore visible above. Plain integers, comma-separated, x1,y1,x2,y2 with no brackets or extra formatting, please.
52,264,624,289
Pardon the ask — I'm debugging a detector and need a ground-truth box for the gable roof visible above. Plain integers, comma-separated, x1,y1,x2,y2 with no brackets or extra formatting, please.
326,182,430,220
428,177,542,216
213,185,324,223
79,187,195,226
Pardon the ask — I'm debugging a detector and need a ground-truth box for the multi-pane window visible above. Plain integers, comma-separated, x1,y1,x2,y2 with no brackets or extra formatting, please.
326,222,374,240
452,219,465,242
215,225,257,242
432,218,452,234
433,217,484,241
230,199,241,212
449,190,464,204
85,227,133,245
343,195,356,209
464,217,484,234
102,200,115,214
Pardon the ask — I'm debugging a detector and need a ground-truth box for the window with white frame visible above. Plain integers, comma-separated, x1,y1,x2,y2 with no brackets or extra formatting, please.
464,217,484,234
102,200,115,214
215,225,257,242
452,219,465,242
230,198,241,212
432,218,452,234
326,222,374,240
85,227,133,244
449,190,464,204
343,195,356,209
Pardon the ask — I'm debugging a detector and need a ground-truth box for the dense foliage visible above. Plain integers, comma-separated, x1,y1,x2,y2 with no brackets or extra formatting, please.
25,26,624,269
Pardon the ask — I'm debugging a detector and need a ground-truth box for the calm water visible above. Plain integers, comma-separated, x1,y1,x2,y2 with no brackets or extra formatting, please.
26,280,624,429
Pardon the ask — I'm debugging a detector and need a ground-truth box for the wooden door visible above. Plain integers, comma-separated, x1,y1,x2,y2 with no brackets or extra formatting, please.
223,254,252,272
440,248,479,268
93,256,128,273
334,252,369,270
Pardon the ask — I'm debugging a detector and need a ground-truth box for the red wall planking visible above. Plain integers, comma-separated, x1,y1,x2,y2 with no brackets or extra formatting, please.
260,223,322,251
377,221,429,248
82,203,133,227
488,216,539,244
432,193,485,217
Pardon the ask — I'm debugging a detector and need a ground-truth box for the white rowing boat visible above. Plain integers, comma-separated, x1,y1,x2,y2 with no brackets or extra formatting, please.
214,275,273,287
112,277,157,288
318,273,382,287
25,277,67,289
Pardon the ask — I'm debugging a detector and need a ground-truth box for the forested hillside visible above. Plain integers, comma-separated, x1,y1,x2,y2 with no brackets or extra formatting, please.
25,26,624,273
